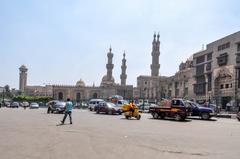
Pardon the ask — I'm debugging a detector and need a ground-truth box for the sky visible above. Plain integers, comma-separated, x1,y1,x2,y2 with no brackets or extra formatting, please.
0,0,240,89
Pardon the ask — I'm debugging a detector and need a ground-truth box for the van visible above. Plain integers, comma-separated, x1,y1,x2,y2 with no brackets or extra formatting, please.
88,99,104,111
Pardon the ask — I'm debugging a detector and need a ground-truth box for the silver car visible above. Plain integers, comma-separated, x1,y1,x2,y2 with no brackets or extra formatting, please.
30,102,39,109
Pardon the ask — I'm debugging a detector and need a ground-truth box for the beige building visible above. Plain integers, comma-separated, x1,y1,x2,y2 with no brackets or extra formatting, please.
136,33,168,102
19,31,240,110
192,31,240,110
20,48,133,102
166,58,195,99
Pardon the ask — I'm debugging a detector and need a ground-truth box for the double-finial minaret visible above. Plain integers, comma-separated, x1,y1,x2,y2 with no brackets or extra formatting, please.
151,32,160,76
120,51,127,86
106,47,114,81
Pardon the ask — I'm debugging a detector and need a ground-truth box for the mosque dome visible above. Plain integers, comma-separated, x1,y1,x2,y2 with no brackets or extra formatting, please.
76,79,86,87
101,75,115,86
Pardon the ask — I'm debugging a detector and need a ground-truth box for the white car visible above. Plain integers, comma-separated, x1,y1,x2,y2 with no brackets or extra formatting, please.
88,99,104,111
30,102,39,109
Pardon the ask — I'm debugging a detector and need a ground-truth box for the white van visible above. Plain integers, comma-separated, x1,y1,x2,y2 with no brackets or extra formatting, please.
88,99,104,111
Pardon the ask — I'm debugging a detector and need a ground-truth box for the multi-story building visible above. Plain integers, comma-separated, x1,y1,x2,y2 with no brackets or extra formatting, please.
166,58,195,99
193,31,240,110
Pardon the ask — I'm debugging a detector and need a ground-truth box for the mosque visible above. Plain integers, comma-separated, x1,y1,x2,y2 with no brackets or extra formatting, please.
19,48,133,102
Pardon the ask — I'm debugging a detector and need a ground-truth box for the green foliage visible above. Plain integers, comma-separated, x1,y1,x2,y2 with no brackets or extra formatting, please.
13,95,52,102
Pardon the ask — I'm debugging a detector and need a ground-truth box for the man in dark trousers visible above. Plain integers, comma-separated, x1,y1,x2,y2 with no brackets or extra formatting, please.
61,98,73,124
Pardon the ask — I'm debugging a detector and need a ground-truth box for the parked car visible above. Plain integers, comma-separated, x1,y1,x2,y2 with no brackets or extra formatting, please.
74,102,88,109
115,100,128,106
3,101,11,107
138,103,151,113
30,102,39,109
10,102,19,108
88,99,105,111
22,101,29,108
95,102,122,115
185,101,216,120
47,100,66,113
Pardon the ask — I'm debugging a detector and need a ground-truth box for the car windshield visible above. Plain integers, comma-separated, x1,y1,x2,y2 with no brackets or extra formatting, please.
191,102,201,108
107,103,117,107
56,102,65,106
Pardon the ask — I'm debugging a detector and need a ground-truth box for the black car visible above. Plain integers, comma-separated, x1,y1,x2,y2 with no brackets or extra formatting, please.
10,102,19,108
47,101,66,114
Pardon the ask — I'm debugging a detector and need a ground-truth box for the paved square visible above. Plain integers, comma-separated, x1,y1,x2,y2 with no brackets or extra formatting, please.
0,108,239,159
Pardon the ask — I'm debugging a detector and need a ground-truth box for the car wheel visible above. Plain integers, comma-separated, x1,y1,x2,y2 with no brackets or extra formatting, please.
152,112,159,119
90,108,92,111
160,113,165,119
108,109,113,115
201,113,210,120
175,114,182,121
96,109,100,114
125,116,130,119
237,117,240,121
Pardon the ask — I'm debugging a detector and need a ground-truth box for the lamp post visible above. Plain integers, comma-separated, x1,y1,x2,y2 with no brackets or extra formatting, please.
2,89,5,106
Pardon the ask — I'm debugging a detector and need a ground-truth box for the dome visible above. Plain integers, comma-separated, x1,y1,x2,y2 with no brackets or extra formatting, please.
101,75,115,86
76,79,85,87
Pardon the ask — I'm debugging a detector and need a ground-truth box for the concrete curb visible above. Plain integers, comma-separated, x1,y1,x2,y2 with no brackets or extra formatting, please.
216,114,236,119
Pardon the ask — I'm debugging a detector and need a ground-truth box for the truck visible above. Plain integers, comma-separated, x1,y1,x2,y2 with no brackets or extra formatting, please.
149,98,190,121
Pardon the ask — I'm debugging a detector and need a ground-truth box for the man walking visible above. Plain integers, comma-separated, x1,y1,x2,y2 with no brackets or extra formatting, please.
61,98,73,124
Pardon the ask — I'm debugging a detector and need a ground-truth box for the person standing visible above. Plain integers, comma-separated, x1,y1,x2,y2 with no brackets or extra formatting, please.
61,98,73,124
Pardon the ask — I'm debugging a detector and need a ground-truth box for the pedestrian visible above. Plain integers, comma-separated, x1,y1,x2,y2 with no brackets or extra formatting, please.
61,98,73,124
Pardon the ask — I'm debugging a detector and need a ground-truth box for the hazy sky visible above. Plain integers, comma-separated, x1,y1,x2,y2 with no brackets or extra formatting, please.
0,0,240,89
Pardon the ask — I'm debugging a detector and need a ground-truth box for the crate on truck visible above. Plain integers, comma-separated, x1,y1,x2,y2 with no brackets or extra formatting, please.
149,98,190,121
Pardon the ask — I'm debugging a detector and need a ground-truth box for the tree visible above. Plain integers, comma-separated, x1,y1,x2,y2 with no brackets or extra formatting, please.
4,85,10,92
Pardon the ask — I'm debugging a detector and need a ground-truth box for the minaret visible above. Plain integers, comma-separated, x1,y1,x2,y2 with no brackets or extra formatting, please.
120,51,127,85
19,65,28,92
106,47,114,81
151,32,160,76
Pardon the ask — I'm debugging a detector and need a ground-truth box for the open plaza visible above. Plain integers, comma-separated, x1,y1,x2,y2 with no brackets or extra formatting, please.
0,107,239,159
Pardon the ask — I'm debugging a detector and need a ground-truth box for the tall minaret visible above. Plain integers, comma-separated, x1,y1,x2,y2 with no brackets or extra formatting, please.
151,32,160,76
19,65,28,92
106,47,114,81
120,51,127,85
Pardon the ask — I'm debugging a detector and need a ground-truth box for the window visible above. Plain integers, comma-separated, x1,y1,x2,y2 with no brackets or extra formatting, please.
207,53,212,61
218,42,230,51
238,43,240,52
220,84,224,89
196,55,205,64
217,53,228,66
225,84,229,89
175,82,179,88
207,74,212,91
145,81,147,85
206,63,211,71
196,64,205,75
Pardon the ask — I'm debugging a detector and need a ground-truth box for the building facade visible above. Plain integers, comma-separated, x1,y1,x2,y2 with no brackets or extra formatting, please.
19,31,240,110
20,48,133,101
192,31,240,110
136,33,167,102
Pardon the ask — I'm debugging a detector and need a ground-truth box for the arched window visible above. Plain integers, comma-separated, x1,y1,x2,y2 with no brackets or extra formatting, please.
76,93,81,102
58,92,63,100
93,93,98,98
